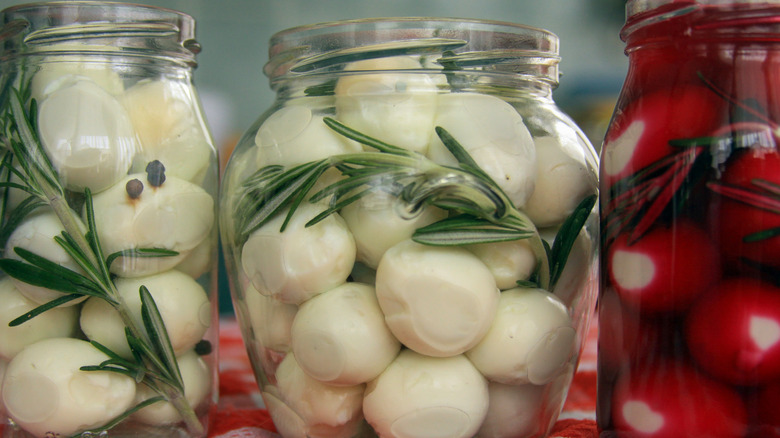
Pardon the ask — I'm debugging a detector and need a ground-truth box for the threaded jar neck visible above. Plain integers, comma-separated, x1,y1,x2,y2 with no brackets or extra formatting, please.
0,1,200,66
264,17,561,92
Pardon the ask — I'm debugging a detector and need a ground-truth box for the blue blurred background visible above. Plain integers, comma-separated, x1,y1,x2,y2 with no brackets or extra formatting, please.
2,0,629,314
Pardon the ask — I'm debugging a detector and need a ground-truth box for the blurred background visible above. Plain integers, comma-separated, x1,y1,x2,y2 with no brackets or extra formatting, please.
2,0,629,313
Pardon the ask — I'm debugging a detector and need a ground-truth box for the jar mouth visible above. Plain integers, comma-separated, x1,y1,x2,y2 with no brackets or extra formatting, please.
264,17,561,87
622,0,780,42
0,1,200,65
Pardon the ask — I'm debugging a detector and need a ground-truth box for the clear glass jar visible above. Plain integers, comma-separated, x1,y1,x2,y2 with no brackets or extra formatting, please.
599,1,780,436
0,2,219,437
221,17,599,438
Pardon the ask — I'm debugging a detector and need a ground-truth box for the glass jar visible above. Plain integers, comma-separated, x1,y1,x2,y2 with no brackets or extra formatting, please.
221,17,599,438
599,1,780,436
0,2,219,437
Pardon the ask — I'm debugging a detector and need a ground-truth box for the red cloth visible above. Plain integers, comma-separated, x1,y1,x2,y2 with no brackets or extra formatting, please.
210,315,600,437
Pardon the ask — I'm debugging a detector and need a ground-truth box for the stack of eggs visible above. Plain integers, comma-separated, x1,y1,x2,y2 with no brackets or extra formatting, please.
227,56,599,438
0,50,217,437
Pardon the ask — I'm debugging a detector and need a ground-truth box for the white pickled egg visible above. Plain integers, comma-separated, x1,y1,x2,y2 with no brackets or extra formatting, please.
475,382,546,438
2,338,136,438
240,202,356,305
335,56,438,154
524,136,598,228
363,349,489,438
291,282,400,386
245,283,298,353
130,131,214,185
132,349,211,425
427,92,536,207
340,191,447,268
30,44,125,101
255,105,361,168
123,79,213,183
375,239,499,357
4,210,87,306
551,231,594,307
174,234,215,279
269,354,365,438
90,173,215,277
37,79,137,193
466,239,537,290
80,270,211,359
0,277,78,360
466,287,575,385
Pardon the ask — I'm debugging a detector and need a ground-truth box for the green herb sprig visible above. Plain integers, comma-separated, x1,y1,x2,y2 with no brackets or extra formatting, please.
235,116,597,292
0,88,203,437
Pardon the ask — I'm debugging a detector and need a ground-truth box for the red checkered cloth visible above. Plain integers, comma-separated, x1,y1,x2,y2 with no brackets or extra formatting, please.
210,314,599,438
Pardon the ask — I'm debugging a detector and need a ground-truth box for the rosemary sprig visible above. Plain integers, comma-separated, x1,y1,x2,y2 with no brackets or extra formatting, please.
0,88,203,436
235,117,598,292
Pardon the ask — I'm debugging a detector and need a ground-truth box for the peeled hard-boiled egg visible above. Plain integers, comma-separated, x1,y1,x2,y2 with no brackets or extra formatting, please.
466,239,537,290
29,44,125,101
132,349,211,425
244,283,298,353
255,105,361,168
375,239,499,357
266,353,365,438
240,202,356,305
4,210,87,306
467,287,574,385
427,92,537,208
37,79,137,193
0,277,78,360
476,382,546,438
2,338,136,438
363,349,489,438
90,173,215,277
524,136,598,228
335,56,438,154
291,282,400,386
340,191,447,268
80,270,211,359
123,79,213,183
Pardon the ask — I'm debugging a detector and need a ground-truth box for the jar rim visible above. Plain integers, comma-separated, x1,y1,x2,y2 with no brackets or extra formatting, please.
0,1,200,65
627,0,780,19
622,0,780,43
264,17,561,86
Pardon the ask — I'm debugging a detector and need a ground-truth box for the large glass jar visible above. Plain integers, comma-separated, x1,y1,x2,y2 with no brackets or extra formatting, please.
0,2,219,437
599,1,780,436
221,17,599,438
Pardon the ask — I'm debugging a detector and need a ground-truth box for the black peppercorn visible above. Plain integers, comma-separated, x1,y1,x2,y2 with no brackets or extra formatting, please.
125,178,144,199
146,160,166,187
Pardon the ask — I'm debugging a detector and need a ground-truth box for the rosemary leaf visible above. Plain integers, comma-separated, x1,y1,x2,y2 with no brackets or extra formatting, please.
0,255,102,298
8,294,84,326
323,117,411,156
549,194,597,290
239,160,328,238
744,226,780,243
105,247,179,272
307,188,372,227
139,286,185,391
9,90,61,195
412,227,531,246
73,396,166,438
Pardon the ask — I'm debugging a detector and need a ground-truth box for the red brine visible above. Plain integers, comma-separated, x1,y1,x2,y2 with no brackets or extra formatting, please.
599,2,780,437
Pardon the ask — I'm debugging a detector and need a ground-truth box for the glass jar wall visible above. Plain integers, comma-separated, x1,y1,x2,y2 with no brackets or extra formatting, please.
599,1,780,436
221,17,599,438
0,2,219,437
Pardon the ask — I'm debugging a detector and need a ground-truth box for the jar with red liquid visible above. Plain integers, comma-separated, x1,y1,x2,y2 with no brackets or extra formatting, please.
599,1,780,437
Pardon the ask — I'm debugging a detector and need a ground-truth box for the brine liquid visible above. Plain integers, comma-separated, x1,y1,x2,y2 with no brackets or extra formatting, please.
598,4,780,437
